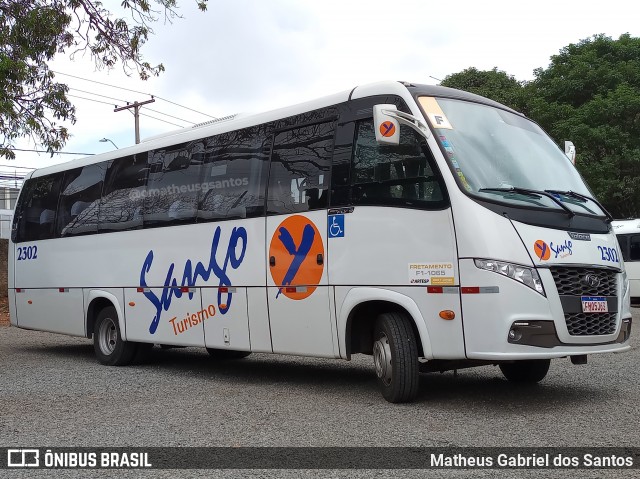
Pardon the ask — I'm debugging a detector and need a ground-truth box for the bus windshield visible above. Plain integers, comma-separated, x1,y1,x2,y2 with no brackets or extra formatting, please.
418,96,607,217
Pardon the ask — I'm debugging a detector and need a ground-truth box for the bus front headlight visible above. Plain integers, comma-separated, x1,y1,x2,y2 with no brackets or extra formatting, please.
474,259,545,296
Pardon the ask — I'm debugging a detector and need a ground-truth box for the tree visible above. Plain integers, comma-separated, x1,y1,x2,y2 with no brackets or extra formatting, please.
528,34,640,218
440,67,528,113
0,0,207,160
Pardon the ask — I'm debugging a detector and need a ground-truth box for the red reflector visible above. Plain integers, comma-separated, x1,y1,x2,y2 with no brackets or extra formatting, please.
16,288,22,293
136,287,144,293
58,288,65,293
180,286,189,293
219,287,228,293
427,286,443,294
461,287,480,294
286,287,296,293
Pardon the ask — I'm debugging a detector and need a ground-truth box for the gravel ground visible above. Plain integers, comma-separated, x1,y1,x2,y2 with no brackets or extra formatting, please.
1,306,638,478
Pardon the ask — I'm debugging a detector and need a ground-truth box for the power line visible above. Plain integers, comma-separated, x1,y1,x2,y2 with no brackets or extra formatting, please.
7,148,93,155
68,93,195,126
68,87,126,104
144,107,195,125
139,112,184,128
52,70,218,119
0,165,35,169
67,95,195,128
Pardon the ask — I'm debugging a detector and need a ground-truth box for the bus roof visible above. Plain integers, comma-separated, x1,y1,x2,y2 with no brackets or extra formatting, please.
612,219,640,234
28,80,516,179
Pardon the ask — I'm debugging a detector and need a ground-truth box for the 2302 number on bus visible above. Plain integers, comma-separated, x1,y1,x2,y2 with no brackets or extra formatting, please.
17,245,38,261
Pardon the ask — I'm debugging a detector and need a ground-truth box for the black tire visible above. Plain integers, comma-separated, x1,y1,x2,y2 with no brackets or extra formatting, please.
93,306,137,366
206,348,251,360
372,312,420,403
499,359,550,383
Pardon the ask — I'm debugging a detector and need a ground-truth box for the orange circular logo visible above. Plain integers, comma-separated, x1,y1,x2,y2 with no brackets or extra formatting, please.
534,240,550,260
379,121,396,137
269,215,324,300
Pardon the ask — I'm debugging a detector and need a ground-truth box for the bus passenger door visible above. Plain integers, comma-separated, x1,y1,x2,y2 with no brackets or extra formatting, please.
265,120,338,357
266,211,334,356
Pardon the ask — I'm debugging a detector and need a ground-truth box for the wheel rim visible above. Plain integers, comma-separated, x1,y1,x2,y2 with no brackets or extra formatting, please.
373,332,392,386
98,317,118,356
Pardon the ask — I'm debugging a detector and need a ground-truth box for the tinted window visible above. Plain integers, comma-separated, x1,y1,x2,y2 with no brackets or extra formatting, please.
13,174,63,242
144,142,203,227
351,119,444,208
630,235,640,262
99,153,150,232
198,126,269,221
617,234,630,262
267,122,334,215
56,164,106,237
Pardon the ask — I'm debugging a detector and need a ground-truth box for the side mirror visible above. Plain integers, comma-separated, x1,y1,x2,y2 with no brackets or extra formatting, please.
372,104,431,145
373,104,400,145
564,141,576,165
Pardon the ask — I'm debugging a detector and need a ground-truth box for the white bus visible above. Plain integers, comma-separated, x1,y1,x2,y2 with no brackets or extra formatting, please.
9,81,632,403
612,219,640,301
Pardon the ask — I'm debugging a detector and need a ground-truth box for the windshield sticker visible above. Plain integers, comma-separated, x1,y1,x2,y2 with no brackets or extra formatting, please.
409,262,455,285
455,169,471,191
419,97,453,130
439,136,452,148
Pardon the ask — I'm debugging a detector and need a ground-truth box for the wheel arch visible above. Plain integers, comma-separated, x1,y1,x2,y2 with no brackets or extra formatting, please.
338,287,433,360
85,290,127,341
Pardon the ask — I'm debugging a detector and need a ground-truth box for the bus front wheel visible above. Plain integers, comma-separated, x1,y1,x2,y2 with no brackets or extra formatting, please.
372,312,420,403
499,359,550,383
93,306,137,366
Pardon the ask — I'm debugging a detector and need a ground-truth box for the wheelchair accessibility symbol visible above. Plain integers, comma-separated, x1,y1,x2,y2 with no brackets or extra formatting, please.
328,214,344,238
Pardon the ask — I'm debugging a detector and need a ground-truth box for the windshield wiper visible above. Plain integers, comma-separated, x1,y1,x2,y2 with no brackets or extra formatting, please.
479,187,575,217
544,189,613,222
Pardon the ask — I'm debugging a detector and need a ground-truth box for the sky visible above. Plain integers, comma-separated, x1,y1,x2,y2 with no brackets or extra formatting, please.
7,0,640,174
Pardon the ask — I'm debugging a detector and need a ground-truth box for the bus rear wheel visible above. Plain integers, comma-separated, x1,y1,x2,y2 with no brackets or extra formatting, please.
372,312,420,403
94,306,137,366
206,348,251,360
499,359,550,383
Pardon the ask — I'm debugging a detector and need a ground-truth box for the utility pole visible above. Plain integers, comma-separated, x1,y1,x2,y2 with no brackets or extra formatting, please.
114,97,155,144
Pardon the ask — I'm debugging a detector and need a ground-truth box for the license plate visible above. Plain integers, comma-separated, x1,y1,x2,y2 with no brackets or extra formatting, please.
581,296,608,313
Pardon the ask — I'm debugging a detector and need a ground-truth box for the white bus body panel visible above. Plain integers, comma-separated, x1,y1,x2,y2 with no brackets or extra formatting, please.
329,206,463,360
613,219,640,299
14,288,85,336
266,211,336,357
512,220,622,268
203,287,251,351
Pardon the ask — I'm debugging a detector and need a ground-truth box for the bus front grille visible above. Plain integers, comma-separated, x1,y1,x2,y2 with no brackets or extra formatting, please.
550,266,619,336
550,266,617,296
564,312,617,336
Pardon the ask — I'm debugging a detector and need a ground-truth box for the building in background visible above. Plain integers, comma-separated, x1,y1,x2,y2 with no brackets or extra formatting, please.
0,166,33,239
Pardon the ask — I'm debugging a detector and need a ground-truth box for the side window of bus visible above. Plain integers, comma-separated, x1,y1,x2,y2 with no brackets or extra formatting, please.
145,142,202,227
13,174,63,242
267,122,334,215
56,164,106,237
99,153,150,233
198,126,269,221
630,235,640,261
351,119,444,207
617,234,630,261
